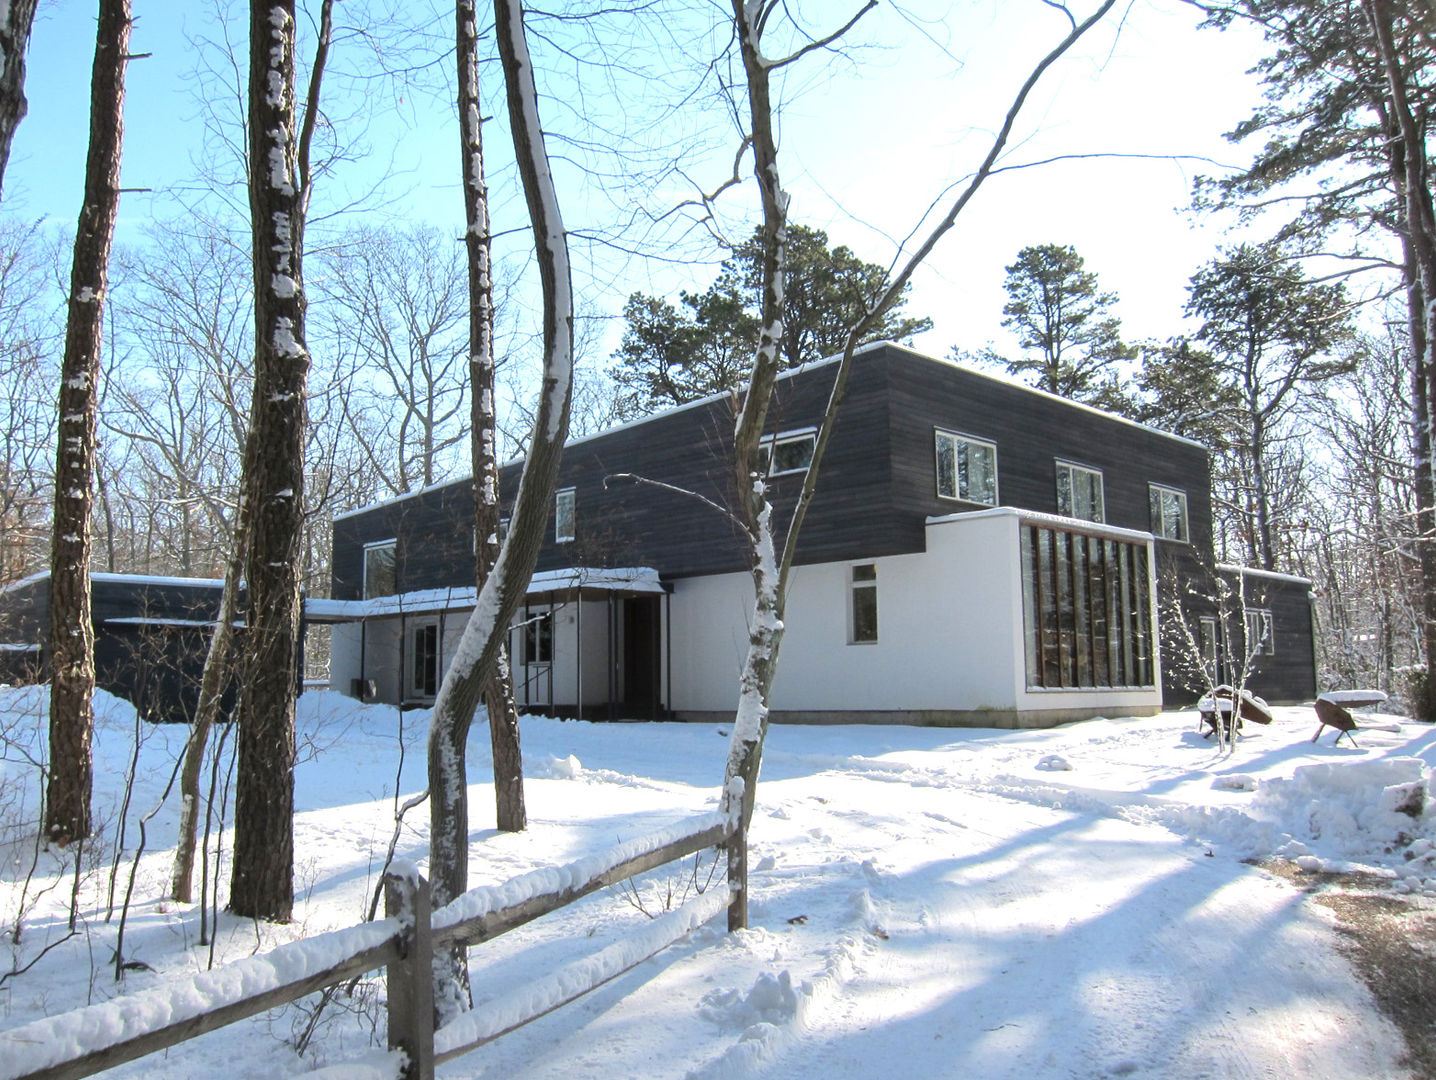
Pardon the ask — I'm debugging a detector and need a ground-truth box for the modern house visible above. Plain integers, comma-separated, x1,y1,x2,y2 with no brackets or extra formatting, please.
321,342,1317,727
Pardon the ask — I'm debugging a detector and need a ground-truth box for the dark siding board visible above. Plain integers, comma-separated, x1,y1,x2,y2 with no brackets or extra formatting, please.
881,349,1212,549
333,344,1213,594
0,576,234,722
1245,578,1317,704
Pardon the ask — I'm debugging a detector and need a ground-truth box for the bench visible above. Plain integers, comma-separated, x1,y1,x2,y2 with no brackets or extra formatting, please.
1312,690,1388,747
1198,685,1273,740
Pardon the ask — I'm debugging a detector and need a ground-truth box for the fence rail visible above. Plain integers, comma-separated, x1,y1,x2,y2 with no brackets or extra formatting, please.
2,813,737,1080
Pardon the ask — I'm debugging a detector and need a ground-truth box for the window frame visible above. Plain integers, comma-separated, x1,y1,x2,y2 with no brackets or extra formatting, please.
1245,608,1275,657
407,616,440,700
934,428,999,506
521,610,554,666
362,538,397,600
554,487,576,543
848,562,879,645
758,427,817,477
1148,483,1190,543
1055,460,1106,524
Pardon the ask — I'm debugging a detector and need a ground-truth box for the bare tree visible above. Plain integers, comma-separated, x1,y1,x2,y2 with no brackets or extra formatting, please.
426,0,575,1014
46,0,133,848
320,223,471,495
455,0,526,835
228,0,333,922
717,0,1119,930
0,219,60,584
0,0,37,200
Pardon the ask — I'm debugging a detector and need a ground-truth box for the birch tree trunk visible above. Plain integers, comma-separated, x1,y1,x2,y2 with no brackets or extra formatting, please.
426,0,573,1013
46,0,131,847
171,533,244,902
229,0,331,921
0,0,37,200
718,0,1118,930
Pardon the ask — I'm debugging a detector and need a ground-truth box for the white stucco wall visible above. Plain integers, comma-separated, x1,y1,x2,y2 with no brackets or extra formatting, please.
668,512,1026,714
330,621,362,696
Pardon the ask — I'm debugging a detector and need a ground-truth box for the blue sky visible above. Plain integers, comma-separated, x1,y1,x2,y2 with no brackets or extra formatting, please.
5,0,1283,365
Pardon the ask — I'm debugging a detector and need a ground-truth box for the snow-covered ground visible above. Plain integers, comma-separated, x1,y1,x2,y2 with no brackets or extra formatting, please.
1,687,1431,1079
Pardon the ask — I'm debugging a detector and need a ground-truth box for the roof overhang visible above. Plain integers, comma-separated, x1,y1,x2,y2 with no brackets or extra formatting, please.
304,567,668,623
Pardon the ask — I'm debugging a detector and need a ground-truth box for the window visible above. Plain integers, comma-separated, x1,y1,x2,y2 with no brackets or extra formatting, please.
1149,484,1190,543
363,539,397,599
756,428,817,477
1056,461,1105,523
1200,616,1220,681
849,563,878,644
935,430,998,505
521,611,553,665
1245,608,1274,656
409,619,439,699
1020,523,1154,690
555,488,575,542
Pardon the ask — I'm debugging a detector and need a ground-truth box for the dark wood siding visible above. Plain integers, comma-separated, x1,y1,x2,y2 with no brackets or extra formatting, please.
0,575,236,722
882,348,1212,551
1245,575,1318,704
333,344,1214,596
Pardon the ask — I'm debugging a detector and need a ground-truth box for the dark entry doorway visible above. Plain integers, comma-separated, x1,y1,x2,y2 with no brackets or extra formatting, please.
621,595,662,718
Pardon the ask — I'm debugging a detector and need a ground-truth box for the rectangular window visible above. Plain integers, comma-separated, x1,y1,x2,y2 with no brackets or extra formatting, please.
757,428,817,477
1056,461,1105,523
409,619,439,699
849,563,878,644
1245,608,1274,656
555,488,576,543
363,539,397,599
1149,484,1190,542
522,611,553,665
935,430,998,506
1020,522,1154,689
1200,615,1220,680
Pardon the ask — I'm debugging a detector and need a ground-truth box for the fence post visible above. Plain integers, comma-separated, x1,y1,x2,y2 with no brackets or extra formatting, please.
384,864,435,1080
726,821,747,932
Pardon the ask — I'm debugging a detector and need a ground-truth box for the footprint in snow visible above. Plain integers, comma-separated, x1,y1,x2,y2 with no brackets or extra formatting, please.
1036,754,1073,771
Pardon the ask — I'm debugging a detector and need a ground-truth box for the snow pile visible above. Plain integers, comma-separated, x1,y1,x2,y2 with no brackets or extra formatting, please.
1252,757,1428,861
700,969,803,1028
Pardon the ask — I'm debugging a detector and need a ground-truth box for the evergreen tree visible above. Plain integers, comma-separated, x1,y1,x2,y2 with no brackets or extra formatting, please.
1185,242,1356,571
609,225,931,417
991,243,1135,401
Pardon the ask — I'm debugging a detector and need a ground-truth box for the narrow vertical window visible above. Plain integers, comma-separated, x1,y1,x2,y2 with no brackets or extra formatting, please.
1200,615,1219,681
1245,608,1274,656
1056,461,1105,523
522,611,553,665
555,487,576,542
849,563,878,644
409,619,439,698
363,539,397,599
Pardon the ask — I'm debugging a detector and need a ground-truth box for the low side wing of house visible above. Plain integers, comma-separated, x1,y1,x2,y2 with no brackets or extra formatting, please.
323,342,1318,725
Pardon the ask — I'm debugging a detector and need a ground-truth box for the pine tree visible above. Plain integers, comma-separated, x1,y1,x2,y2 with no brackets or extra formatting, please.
609,224,931,417
992,243,1134,401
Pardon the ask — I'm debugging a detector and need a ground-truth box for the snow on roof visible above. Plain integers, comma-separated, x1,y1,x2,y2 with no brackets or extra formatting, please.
334,342,1206,524
305,567,665,621
927,505,1156,546
1216,563,1314,587
0,571,225,598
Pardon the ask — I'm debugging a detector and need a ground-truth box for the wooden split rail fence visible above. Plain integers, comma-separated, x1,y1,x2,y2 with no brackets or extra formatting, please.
2,813,741,1080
